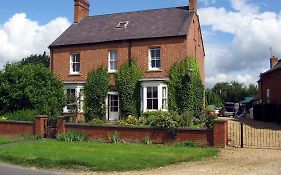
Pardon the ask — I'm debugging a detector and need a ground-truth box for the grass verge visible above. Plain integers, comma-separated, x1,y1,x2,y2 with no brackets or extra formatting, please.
0,140,218,172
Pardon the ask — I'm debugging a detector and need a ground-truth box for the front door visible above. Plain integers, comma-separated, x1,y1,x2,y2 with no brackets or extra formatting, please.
108,94,119,120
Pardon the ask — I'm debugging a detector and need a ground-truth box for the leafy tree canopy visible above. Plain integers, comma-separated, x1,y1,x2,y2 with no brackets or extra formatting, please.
211,81,257,103
20,52,50,68
0,63,65,115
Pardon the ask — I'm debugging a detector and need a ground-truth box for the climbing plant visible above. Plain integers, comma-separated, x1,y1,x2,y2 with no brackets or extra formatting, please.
84,67,109,121
116,59,143,117
167,57,204,117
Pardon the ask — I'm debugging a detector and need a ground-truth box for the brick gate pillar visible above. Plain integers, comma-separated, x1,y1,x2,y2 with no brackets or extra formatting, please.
213,119,228,148
57,116,66,134
34,115,48,136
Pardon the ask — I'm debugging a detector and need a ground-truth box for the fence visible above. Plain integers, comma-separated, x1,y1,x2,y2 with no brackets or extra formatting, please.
228,122,281,149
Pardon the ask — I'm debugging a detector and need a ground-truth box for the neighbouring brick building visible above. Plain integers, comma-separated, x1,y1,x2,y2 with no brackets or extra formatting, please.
258,56,281,104
49,0,205,120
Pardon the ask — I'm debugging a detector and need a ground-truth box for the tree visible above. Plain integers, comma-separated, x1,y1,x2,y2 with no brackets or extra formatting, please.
20,52,50,68
84,67,109,121
0,63,65,115
247,84,258,96
212,81,258,103
116,60,143,117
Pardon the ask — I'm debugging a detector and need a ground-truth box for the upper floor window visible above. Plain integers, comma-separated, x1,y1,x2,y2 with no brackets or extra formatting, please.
70,53,80,74
149,47,161,70
108,50,118,72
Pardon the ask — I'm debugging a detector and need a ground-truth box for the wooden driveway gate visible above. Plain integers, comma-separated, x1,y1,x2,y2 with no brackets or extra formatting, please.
228,119,281,149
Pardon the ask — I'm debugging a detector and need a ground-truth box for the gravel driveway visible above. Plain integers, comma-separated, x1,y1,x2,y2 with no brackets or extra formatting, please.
77,148,281,175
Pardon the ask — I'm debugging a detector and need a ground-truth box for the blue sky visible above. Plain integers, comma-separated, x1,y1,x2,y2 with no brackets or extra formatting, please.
0,0,281,87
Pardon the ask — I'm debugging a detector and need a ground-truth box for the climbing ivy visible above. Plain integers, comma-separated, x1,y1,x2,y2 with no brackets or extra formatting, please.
84,67,109,121
116,59,143,117
167,57,204,117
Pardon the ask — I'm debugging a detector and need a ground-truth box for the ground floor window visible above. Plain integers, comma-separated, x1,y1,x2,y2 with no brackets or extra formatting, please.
141,81,168,112
63,85,84,113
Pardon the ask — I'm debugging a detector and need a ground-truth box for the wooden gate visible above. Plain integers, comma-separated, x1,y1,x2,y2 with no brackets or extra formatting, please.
228,119,281,149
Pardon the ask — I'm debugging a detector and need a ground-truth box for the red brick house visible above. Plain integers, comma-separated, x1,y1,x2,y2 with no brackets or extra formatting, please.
258,56,281,104
49,0,205,120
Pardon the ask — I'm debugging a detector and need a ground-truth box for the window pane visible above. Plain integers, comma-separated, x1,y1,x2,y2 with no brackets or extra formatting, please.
153,99,158,109
153,87,158,98
151,60,156,68
110,62,116,70
147,87,152,98
162,99,167,109
151,50,156,57
162,87,167,98
75,54,80,62
155,49,160,57
156,60,160,68
147,99,152,109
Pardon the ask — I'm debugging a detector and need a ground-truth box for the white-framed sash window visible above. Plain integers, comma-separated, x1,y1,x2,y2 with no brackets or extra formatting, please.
148,47,161,70
108,50,118,73
70,53,80,74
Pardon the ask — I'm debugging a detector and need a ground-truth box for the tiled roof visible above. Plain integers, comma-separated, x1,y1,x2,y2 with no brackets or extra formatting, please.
50,6,194,47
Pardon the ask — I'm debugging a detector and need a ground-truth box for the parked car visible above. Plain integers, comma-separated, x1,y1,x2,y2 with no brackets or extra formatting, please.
220,102,235,117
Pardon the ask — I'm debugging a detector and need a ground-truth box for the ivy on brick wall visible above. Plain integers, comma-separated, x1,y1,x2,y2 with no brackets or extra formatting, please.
167,57,204,117
84,67,109,121
116,59,143,117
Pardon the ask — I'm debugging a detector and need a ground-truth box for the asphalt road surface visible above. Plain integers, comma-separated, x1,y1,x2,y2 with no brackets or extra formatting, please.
0,163,69,175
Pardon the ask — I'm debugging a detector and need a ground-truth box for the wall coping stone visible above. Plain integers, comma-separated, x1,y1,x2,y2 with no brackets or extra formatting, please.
0,120,34,124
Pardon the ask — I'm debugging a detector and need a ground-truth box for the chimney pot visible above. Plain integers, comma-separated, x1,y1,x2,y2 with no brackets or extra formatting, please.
189,0,198,13
270,56,278,68
74,0,90,23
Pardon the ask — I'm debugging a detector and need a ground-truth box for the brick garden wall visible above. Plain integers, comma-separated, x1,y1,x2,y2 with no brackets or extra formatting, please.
58,118,227,147
0,116,48,137
0,120,34,136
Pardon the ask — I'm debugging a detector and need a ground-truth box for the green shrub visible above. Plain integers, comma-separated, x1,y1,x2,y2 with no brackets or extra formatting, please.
5,109,38,121
149,111,179,136
89,118,105,125
108,131,120,143
0,116,8,120
84,67,109,121
56,131,89,142
116,116,146,126
47,116,58,128
116,60,143,117
175,141,197,148
168,58,204,117
178,111,194,127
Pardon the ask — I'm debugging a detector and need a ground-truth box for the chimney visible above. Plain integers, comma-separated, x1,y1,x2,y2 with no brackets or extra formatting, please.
270,56,278,68
74,0,90,23
189,0,198,13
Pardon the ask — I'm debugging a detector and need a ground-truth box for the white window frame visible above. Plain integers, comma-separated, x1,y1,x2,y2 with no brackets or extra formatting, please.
148,47,161,70
141,81,168,112
70,53,80,74
108,50,118,73
63,85,84,113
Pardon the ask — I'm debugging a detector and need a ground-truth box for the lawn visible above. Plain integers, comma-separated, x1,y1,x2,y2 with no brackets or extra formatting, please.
0,140,218,171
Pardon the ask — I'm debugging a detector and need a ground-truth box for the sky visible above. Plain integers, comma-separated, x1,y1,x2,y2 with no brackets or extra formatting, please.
0,0,281,88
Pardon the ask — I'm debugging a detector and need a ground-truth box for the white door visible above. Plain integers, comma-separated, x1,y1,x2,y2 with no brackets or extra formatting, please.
108,94,119,120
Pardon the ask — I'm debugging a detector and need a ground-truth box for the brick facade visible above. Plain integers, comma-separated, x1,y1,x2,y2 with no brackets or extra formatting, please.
51,22,205,84
258,69,281,104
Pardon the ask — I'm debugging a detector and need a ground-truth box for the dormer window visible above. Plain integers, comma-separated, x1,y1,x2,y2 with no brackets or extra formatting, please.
116,21,129,28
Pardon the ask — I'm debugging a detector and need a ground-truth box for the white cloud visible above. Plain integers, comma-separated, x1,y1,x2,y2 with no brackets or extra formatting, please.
0,13,70,68
199,1,281,88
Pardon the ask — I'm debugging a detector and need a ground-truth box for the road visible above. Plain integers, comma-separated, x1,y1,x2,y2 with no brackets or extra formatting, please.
0,163,69,175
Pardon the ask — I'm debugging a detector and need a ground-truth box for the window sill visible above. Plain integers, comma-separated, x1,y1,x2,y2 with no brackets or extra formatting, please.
146,69,162,73
69,73,81,76
108,70,117,74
